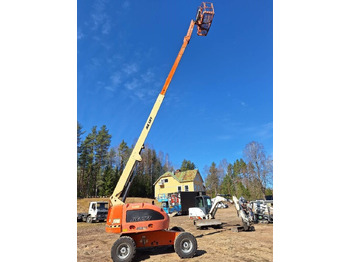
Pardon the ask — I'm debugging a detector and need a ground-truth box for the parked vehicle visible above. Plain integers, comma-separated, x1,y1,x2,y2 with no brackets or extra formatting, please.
250,200,273,223
188,195,228,229
232,196,255,231
77,201,108,223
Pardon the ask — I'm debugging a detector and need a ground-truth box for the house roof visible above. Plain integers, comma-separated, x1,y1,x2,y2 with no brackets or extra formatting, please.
154,169,202,185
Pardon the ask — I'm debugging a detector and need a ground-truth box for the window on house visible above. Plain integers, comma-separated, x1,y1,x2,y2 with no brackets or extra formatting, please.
178,186,181,192
164,179,168,183
185,185,189,192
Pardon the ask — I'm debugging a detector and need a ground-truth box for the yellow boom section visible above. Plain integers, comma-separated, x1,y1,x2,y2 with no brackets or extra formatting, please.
110,20,195,207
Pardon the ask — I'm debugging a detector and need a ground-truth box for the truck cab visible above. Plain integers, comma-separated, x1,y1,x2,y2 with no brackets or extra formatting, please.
78,201,108,223
90,201,108,222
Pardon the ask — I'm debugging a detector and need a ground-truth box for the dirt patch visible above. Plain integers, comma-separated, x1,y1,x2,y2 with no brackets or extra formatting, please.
77,198,273,261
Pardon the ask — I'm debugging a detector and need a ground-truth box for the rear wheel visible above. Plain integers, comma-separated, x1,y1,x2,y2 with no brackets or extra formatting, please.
86,216,92,223
174,232,197,258
111,236,136,262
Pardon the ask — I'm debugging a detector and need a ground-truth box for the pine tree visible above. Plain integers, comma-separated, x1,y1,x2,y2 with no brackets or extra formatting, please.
102,165,115,196
117,140,130,171
77,121,85,157
77,126,97,197
205,162,219,197
180,159,196,171
86,126,97,196
77,122,85,197
95,125,112,196
220,174,234,196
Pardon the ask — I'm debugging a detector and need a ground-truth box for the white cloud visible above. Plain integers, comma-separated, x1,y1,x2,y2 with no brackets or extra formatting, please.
101,19,111,35
217,135,233,140
90,0,111,35
123,63,139,75
91,13,106,30
135,90,145,100
256,122,273,139
124,78,140,90
105,65,159,101
123,1,130,9
104,85,115,92
111,72,122,86
239,122,273,141
141,69,154,83
77,28,84,40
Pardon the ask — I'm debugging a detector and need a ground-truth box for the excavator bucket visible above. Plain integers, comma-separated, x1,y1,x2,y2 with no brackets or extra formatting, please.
195,2,215,36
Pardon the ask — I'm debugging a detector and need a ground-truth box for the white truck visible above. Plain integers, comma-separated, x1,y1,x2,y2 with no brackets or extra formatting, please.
77,201,108,223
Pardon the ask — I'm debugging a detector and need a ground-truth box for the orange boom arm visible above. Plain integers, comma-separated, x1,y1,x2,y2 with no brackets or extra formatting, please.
160,20,195,96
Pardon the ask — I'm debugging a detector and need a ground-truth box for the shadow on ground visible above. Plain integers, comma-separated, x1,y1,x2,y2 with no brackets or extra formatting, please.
133,246,206,261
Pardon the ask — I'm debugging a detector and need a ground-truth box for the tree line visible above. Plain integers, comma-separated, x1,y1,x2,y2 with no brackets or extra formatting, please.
77,122,273,200
77,122,173,198
205,141,273,200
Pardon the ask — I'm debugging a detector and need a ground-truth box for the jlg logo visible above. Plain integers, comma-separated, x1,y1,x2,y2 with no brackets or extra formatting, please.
130,216,152,222
146,117,153,129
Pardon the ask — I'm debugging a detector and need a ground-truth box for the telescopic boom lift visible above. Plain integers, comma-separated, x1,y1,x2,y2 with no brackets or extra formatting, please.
106,3,215,262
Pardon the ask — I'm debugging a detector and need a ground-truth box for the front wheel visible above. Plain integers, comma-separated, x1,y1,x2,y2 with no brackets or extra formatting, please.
86,216,92,223
111,236,136,262
174,232,197,258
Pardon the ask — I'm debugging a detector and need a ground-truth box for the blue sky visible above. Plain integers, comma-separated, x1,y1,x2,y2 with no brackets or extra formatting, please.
77,0,273,176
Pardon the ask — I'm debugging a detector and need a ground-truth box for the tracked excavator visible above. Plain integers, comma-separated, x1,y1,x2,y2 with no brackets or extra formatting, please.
189,195,228,229
105,3,215,262
189,195,256,232
232,196,255,231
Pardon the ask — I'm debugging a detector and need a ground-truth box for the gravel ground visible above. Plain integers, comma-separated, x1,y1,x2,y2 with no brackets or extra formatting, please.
77,199,273,262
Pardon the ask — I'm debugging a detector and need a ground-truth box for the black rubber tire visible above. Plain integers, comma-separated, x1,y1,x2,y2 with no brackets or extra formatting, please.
86,216,92,223
170,226,185,232
174,232,197,259
111,236,136,262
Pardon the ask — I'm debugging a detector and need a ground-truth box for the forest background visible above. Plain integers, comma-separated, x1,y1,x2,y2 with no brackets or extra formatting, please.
77,122,273,200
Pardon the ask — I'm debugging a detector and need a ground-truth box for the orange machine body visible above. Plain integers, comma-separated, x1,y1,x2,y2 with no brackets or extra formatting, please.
106,203,170,235
128,229,181,248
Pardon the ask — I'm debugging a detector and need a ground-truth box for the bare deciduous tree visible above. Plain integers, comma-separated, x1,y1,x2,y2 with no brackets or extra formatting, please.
218,159,229,185
243,141,273,200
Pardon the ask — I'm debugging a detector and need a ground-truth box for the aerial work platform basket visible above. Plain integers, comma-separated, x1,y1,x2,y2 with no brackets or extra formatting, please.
195,2,215,36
